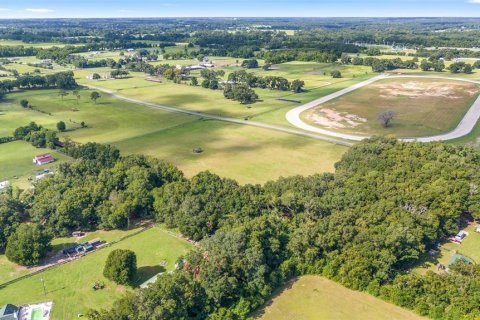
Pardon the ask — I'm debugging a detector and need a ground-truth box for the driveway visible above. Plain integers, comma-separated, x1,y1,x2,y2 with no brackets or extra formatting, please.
285,75,480,142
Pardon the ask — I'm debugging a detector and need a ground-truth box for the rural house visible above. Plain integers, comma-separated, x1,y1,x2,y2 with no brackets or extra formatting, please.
0,304,18,320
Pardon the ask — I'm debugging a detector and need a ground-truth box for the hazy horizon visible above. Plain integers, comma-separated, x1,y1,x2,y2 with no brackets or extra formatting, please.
0,0,480,19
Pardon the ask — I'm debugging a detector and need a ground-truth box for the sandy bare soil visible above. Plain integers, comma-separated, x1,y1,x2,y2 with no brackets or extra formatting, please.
307,108,366,129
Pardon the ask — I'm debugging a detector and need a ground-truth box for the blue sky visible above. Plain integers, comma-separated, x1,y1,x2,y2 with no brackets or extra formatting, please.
0,0,480,18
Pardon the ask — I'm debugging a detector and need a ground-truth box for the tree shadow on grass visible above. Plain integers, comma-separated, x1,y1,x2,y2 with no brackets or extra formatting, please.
250,277,297,319
134,265,166,286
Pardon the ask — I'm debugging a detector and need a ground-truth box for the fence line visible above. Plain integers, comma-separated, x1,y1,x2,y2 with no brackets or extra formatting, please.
0,224,154,290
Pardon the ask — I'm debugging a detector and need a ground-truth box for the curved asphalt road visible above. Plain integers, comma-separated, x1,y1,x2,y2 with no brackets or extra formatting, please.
286,75,480,142
83,84,354,147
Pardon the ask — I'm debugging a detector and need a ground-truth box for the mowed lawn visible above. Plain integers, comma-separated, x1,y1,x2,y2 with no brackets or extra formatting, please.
0,226,146,284
303,77,480,137
0,226,192,320
256,276,427,320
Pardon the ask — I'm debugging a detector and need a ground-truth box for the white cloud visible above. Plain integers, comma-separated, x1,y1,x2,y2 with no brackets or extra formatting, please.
0,8,11,11
26,8,54,13
118,9,133,13
468,0,480,3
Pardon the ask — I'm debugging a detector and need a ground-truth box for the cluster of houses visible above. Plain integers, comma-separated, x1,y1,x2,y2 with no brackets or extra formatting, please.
176,56,215,71
86,72,112,80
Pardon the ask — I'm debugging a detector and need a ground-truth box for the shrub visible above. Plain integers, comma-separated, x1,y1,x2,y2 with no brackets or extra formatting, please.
103,249,137,285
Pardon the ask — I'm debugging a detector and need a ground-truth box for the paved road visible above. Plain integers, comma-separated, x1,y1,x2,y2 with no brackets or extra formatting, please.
286,75,480,142
83,84,354,147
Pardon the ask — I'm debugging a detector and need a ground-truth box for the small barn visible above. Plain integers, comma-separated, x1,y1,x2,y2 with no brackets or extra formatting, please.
33,154,55,165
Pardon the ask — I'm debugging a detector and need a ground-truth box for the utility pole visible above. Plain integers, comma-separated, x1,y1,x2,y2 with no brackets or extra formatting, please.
40,278,47,297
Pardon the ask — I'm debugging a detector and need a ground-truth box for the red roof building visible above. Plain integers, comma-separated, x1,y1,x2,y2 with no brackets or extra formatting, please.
33,153,55,165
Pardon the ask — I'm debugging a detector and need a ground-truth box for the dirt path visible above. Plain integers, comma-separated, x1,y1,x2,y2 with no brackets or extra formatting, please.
286,75,480,142
83,84,353,146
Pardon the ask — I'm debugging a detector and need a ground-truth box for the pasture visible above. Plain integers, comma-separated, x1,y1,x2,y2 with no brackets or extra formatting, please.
256,276,426,320
302,77,480,137
0,226,192,320
1,88,346,185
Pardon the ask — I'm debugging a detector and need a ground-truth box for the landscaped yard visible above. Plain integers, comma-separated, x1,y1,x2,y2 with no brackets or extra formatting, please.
302,77,480,137
0,226,192,320
256,276,427,320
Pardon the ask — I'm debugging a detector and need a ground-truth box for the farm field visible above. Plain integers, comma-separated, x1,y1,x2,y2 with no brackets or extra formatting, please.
0,226,192,320
1,88,347,185
302,77,480,137
256,276,427,320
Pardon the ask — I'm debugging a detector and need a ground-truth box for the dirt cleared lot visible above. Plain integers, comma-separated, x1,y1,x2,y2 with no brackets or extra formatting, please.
303,77,480,137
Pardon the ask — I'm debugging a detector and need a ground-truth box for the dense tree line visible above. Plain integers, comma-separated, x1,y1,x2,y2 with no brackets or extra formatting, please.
0,71,77,91
257,49,341,64
13,122,59,149
4,137,480,315
80,137,480,319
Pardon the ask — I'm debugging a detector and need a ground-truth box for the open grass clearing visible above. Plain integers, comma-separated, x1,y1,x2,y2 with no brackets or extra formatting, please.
112,119,346,184
0,225,145,284
302,77,480,137
2,88,346,184
255,276,426,320
0,141,71,189
414,224,480,275
0,226,192,320
0,40,83,48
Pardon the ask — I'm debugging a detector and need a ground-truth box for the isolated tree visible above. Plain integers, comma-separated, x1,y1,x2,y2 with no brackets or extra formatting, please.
90,91,101,104
330,70,342,78
72,90,81,104
241,59,259,69
420,59,431,71
59,90,69,101
57,121,66,132
262,63,271,71
92,73,101,80
5,224,52,266
103,249,137,285
378,111,396,128
473,60,480,69
291,79,305,93
433,61,445,72
464,64,473,74
20,99,29,108
190,76,198,86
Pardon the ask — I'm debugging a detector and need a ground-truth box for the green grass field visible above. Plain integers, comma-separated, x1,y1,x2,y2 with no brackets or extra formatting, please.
302,77,480,137
256,276,426,320
0,226,192,320
1,87,346,184
414,224,480,275
0,141,71,188
0,226,144,284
